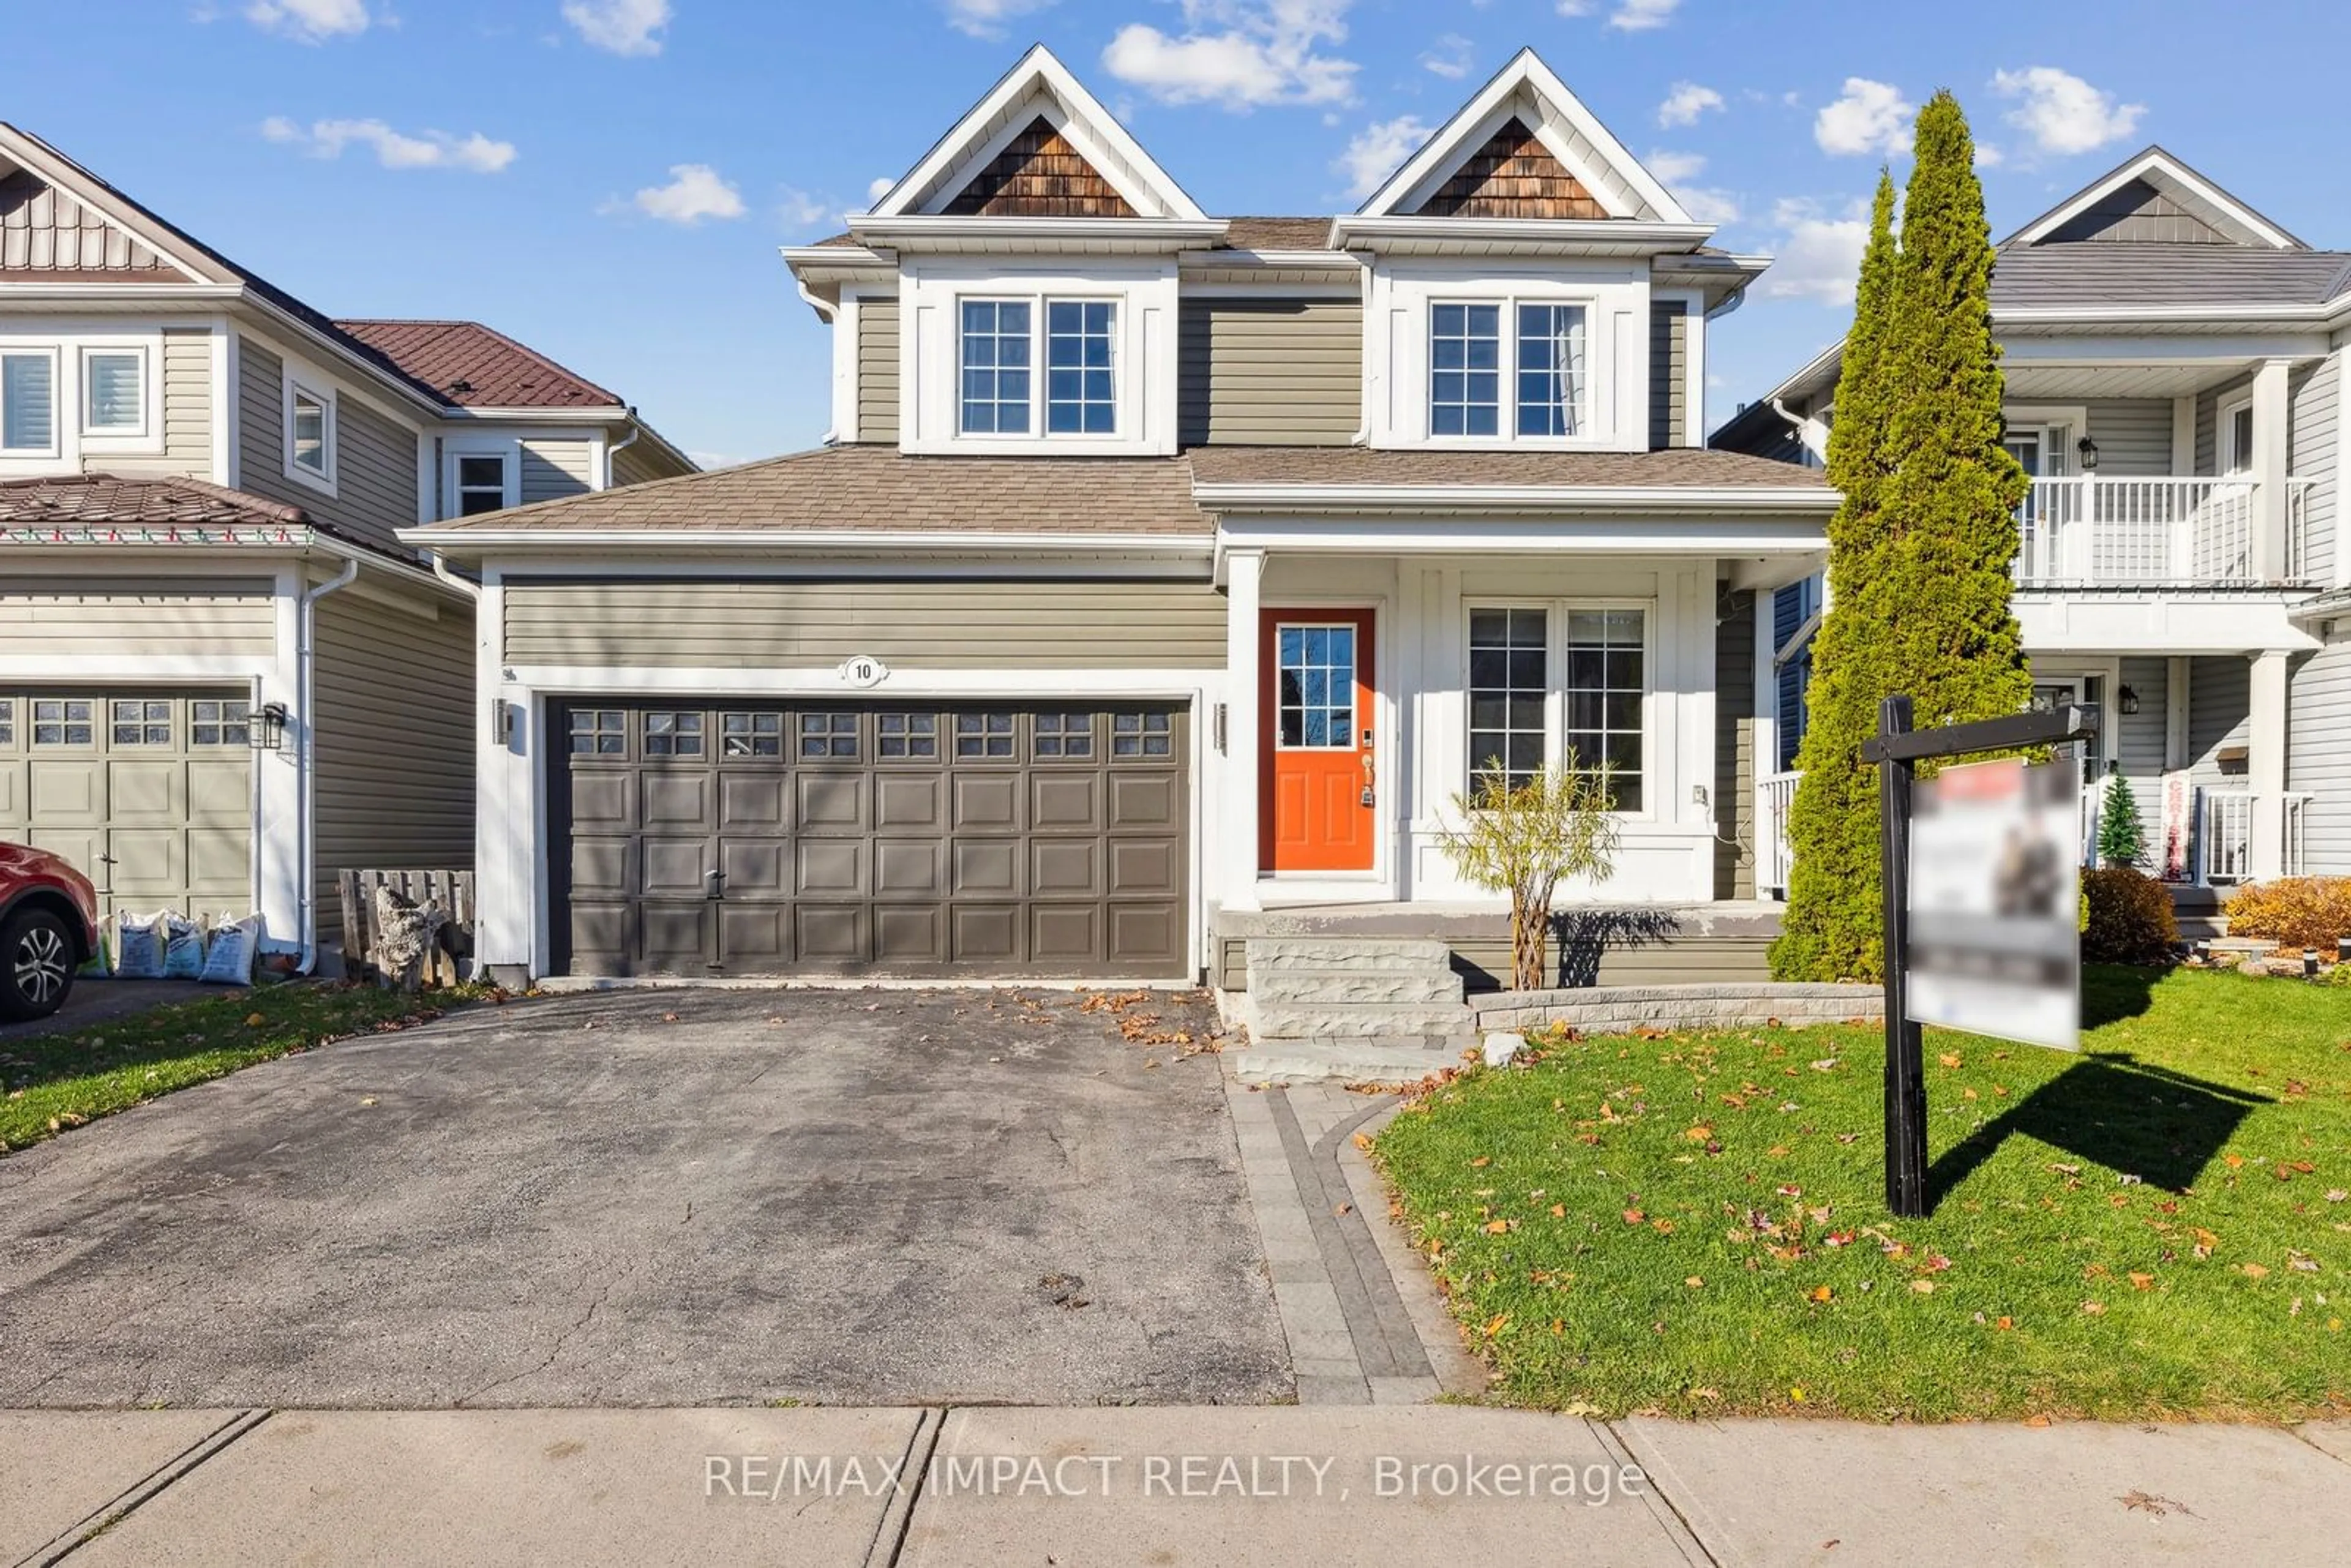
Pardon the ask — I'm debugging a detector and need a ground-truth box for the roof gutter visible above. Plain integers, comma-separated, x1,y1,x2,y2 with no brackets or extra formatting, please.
394,526,1217,557
1191,482,1840,517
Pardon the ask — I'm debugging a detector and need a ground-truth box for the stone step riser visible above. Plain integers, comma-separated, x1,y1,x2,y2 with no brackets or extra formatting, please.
1232,1040,1472,1085
1243,937,1453,973
1251,1003,1477,1040
1249,971,1466,1006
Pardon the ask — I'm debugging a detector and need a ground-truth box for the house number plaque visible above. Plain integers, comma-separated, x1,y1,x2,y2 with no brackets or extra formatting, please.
838,655,889,689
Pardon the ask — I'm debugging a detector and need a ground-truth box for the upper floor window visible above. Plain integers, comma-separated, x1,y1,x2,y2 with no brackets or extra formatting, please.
83,348,145,435
455,453,509,517
961,301,1032,434
285,375,335,489
1429,298,1595,444
1,351,57,454
959,296,1119,439
1045,301,1116,434
1515,304,1588,437
2220,393,2255,476
1430,304,1499,437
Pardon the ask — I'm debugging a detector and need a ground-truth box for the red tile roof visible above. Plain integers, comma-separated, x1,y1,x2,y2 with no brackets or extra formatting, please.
334,320,624,410
0,473,309,528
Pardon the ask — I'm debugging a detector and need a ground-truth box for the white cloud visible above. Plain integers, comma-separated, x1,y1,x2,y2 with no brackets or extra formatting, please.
1555,1,1591,13
943,0,1058,38
866,176,896,205
1814,77,1913,157
562,0,670,56
261,116,517,173
1335,113,1430,201
1991,66,2145,156
1975,142,2004,168
629,163,745,224
1761,195,1870,305
1608,0,1679,30
1656,81,1723,128
1648,150,1739,227
1102,0,1358,111
244,0,370,42
777,188,834,228
1419,32,1473,80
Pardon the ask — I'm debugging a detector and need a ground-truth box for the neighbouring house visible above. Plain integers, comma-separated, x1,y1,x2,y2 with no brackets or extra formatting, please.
0,122,692,961
406,45,1835,993
1715,147,2351,911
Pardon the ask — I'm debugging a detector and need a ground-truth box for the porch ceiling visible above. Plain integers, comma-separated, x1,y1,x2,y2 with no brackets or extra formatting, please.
2004,362,2253,399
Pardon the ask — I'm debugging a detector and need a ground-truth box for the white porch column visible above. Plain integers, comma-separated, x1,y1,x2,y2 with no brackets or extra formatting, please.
2251,358,2293,581
1221,548,1265,913
2249,649,2290,882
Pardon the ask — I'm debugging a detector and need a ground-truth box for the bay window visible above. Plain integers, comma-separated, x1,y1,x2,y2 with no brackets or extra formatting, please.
1467,604,1646,810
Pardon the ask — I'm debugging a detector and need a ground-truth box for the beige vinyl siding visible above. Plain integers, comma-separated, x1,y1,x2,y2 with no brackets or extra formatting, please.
1179,299,1360,446
95,328,214,480
309,585,474,942
610,435,688,487
856,296,900,445
520,438,595,505
237,337,421,555
0,577,276,658
2291,632,2351,874
1649,302,1687,450
1714,588,1755,898
2291,356,2336,583
503,578,1228,669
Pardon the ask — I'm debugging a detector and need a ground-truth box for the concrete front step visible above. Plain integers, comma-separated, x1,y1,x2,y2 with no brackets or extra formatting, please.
1243,937,1453,974
1249,969,1466,1005
1251,1001,1478,1040
1230,1035,1477,1085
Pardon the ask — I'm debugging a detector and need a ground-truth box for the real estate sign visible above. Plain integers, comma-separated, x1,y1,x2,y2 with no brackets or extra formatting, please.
1903,756,2081,1052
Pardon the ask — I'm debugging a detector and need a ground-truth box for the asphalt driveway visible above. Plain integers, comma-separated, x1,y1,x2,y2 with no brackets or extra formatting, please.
0,987,1289,1409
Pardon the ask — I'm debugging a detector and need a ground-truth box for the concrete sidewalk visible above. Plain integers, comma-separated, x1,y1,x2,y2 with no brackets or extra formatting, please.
8,1406,2346,1567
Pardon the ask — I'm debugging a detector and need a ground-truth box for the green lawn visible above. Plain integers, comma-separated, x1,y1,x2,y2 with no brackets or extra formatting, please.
1374,966,2351,1422
0,981,487,1154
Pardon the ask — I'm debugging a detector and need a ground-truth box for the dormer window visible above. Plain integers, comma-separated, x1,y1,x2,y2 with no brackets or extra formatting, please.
1430,298,1591,443
1515,304,1588,437
957,295,1119,440
1430,304,1499,437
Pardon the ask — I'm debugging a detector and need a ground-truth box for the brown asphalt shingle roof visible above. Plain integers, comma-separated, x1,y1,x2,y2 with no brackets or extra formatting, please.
1186,445,1833,489
0,473,309,528
413,441,1829,539
334,320,624,410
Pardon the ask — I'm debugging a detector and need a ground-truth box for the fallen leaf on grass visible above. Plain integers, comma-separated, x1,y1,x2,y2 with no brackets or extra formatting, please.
2241,1262,2271,1279
2129,1272,2155,1291
1910,1280,1936,1294
1808,1285,1834,1302
1995,1316,2014,1330
1482,1313,1510,1338
2225,1153,2246,1169
1686,1276,1704,1289
244,1012,266,1027
1623,1208,1646,1225
2082,1300,2107,1315
1485,1218,1512,1234
1550,1203,1566,1218
1685,1126,1713,1142
1471,1155,1491,1168
1938,1052,1962,1068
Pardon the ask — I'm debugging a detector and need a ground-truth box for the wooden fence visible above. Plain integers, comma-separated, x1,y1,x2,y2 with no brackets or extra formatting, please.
336,869,476,991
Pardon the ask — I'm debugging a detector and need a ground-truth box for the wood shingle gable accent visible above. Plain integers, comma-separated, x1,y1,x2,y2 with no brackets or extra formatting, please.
1411,118,1606,220
0,166,187,277
942,118,1136,218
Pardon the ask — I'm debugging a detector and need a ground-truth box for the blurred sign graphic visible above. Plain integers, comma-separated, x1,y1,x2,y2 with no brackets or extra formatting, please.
1905,757,2080,1052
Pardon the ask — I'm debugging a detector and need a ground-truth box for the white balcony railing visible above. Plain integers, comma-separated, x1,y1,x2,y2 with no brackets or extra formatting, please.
1758,770,1800,898
2200,789,2311,885
2014,477,2310,587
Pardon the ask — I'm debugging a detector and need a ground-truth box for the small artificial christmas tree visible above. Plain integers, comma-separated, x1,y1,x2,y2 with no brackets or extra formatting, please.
2096,765,2148,870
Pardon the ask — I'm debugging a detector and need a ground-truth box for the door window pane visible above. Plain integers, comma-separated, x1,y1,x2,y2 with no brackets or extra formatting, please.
955,711,1016,758
1468,608,1547,789
1564,609,1643,811
1276,624,1356,750
1,353,55,451
1430,303,1500,437
84,350,143,432
877,711,937,758
799,712,858,758
1045,301,1116,434
959,300,1032,434
1515,304,1586,437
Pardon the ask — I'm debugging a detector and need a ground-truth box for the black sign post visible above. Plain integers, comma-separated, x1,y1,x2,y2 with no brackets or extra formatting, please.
1860,697,2099,1218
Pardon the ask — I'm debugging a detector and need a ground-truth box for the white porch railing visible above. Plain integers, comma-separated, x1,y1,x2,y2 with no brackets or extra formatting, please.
2200,789,2311,884
1758,770,1800,898
2013,477,2311,586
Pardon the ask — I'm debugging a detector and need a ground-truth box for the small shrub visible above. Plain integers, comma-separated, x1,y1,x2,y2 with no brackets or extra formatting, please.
2224,877,2351,953
2082,866,2180,964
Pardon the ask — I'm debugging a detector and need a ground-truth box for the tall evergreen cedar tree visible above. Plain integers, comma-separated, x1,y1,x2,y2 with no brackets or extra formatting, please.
1770,94,2033,983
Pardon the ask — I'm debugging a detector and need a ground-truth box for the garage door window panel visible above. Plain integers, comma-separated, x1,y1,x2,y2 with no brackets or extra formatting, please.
1111,711,1172,758
877,712,938,759
800,712,858,759
110,700,173,747
0,699,14,747
956,711,1016,759
192,700,250,747
33,699,94,748
1032,711,1093,760
643,710,703,757
721,711,782,757
570,709,627,756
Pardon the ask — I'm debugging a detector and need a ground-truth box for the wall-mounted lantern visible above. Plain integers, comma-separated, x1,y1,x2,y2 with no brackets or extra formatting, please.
251,702,290,751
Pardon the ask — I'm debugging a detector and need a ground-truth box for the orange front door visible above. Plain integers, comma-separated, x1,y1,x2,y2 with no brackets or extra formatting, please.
1260,608,1376,873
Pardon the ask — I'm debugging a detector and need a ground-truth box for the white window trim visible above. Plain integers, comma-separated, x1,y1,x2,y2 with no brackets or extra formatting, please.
1427,296,1595,448
2216,387,2255,476
444,442,521,518
282,371,337,495
0,345,61,459
79,343,154,443
1461,596,1657,820
954,291,1124,444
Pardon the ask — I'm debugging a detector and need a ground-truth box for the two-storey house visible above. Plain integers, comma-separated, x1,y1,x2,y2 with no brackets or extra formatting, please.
1715,148,2350,914
408,47,1835,995
0,122,692,964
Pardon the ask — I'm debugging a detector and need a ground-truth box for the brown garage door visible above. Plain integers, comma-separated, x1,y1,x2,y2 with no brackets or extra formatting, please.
551,700,1190,978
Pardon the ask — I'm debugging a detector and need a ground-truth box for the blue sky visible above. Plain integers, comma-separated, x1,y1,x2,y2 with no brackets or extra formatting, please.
13,1,2347,466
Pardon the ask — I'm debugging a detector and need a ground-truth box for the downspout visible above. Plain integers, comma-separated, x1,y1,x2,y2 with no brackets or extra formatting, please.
1770,397,1831,465
604,406,642,487
296,554,360,974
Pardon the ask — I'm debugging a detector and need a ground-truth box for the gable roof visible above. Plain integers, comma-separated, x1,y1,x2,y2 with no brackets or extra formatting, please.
334,320,623,410
0,165,190,280
863,45,1205,225
1412,118,1607,220
2006,146,2306,250
1354,49,1688,225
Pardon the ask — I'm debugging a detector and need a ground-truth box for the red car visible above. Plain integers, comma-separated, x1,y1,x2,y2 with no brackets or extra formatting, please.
0,844,101,1022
